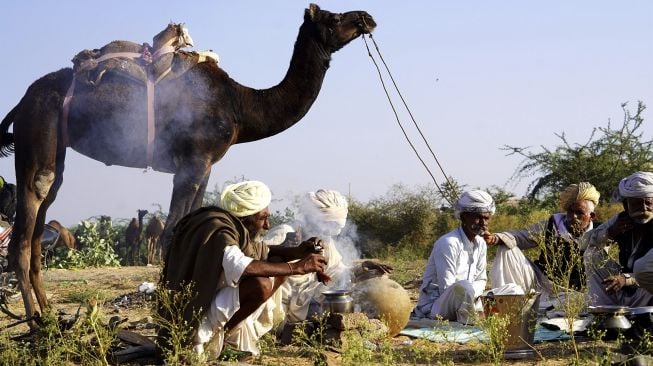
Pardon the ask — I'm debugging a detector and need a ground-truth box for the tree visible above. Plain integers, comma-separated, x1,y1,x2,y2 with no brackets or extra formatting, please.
504,101,652,207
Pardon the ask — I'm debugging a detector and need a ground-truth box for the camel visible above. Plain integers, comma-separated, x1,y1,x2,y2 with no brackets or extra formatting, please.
0,4,375,325
124,209,148,265
145,216,165,265
0,177,17,223
44,220,77,250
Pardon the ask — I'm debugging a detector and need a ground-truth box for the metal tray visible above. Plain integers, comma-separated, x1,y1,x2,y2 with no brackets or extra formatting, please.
628,306,653,315
588,305,653,315
588,305,630,315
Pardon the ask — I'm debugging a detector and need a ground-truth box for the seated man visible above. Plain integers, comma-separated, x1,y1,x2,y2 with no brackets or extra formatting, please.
265,189,392,324
584,172,653,306
412,190,495,324
158,180,328,359
484,183,600,302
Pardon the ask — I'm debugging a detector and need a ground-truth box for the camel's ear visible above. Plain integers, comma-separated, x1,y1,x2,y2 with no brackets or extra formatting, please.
306,3,320,21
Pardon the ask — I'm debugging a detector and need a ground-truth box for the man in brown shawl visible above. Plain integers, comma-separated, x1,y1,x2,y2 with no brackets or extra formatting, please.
159,180,327,358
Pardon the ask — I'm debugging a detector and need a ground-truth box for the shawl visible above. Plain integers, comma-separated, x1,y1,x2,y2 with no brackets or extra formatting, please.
159,206,268,332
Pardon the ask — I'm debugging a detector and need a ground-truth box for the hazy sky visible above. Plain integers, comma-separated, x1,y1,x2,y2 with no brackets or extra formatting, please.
1,1,651,226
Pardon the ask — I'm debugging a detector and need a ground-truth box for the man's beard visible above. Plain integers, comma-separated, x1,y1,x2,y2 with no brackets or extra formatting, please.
630,211,653,224
252,230,269,243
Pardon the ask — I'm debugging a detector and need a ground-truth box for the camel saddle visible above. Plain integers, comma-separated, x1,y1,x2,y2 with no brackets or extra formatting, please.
71,42,218,86
62,23,220,165
71,23,218,87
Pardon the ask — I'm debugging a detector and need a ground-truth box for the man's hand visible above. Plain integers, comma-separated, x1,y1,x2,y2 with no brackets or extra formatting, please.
483,232,499,246
607,216,634,239
361,260,393,274
603,274,628,293
293,253,328,275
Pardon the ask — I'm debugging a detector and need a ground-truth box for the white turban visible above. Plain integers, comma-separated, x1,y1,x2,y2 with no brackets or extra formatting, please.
618,172,653,199
301,189,349,228
218,180,272,217
453,190,496,219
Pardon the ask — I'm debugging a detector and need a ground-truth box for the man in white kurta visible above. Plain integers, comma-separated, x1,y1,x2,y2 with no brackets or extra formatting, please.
583,172,653,307
484,183,600,307
412,190,494,324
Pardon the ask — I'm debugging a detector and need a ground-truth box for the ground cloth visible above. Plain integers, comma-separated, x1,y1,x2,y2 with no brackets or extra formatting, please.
400,318,575,344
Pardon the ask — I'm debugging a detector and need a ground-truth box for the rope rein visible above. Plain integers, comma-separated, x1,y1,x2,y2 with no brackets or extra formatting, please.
362,34,456,206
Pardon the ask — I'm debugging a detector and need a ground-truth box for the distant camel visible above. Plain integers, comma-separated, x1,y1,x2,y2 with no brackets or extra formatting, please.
124,209,147,265
145,216,165,265
45,220,77,250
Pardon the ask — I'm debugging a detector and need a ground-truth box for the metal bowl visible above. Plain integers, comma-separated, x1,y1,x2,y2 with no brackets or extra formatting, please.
602,314,632,330
588,306,633,330
321,290,353,314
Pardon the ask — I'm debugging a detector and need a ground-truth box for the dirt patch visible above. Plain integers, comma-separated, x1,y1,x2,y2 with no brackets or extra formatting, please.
0,266,160,333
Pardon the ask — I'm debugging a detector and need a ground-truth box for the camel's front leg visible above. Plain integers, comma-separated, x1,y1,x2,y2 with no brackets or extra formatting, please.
147,238,153,265
161,162,211,257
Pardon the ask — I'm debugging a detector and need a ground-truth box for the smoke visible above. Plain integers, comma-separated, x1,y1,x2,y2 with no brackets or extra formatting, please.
292,193,362,291
69,24,220,171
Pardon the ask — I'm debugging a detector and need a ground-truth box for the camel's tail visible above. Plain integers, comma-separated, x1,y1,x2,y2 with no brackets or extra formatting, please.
0,104,17,158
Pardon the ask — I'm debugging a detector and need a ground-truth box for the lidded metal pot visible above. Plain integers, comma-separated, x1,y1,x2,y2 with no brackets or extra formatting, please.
321,290,354,314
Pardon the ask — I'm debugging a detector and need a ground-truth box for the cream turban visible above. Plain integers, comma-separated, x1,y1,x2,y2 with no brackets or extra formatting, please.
453,190,495,219
559,182,600,211
218,180,272,217
619,172,653,199
301,189,349,228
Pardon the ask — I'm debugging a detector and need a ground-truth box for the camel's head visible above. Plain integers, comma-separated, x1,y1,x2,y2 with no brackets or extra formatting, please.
305,3,376,52
153,22,194,50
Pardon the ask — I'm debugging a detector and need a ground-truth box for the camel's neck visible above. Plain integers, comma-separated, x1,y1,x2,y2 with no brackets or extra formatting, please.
235,22,332,143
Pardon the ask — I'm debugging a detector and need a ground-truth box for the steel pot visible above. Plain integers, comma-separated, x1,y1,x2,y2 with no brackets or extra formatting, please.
321,290,353,314
588,305,632,330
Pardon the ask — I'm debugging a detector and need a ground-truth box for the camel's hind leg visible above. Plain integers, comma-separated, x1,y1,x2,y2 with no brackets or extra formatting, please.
10,78,68,324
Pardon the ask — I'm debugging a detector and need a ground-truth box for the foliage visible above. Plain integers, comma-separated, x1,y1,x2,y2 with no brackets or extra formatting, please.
291,313,331,366
50,220,121,269
0,301,118,365
436,176,466,209
349,184,449,258
269,206,296,227
477,312,510,365
153,282,204,365
504,101,653,207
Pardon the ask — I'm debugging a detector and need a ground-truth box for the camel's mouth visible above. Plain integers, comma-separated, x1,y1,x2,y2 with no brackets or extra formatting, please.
358,13,376,34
